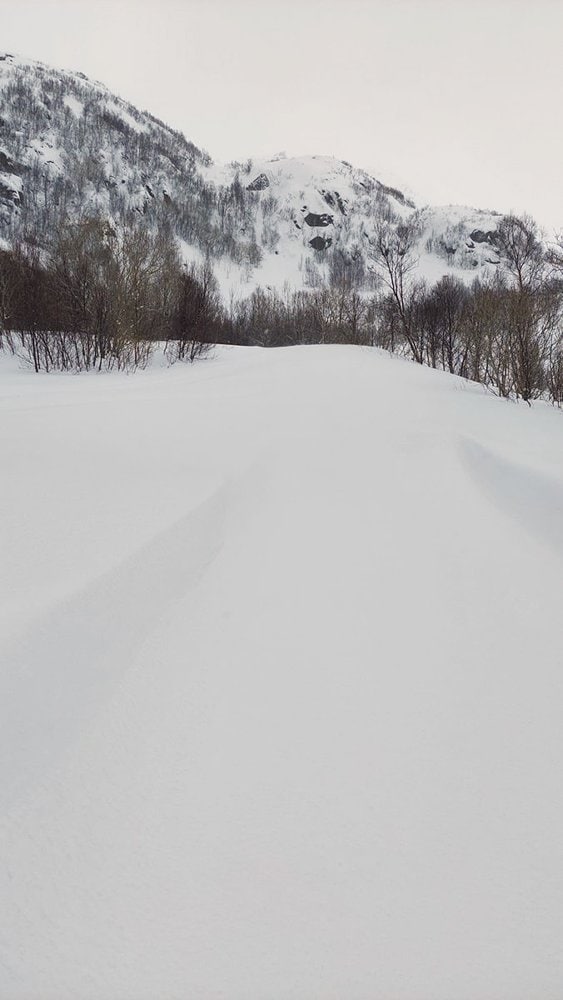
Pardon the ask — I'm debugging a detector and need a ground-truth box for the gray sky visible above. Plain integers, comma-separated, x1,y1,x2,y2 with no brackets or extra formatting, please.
2,0,562,231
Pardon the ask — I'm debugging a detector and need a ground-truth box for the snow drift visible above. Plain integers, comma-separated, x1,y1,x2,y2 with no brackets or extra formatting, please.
0,345,562,999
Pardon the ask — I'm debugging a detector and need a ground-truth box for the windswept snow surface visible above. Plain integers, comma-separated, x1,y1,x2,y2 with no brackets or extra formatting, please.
1,346,563,1000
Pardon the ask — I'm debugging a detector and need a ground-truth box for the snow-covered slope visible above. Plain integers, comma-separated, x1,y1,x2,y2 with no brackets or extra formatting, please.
416,203,504,282
202,152,416,295
1,346,562,1000
0,53,507,298
0,53,221,255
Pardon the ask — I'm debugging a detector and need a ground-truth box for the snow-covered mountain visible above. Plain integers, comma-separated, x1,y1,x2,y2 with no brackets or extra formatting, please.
0,53,506,298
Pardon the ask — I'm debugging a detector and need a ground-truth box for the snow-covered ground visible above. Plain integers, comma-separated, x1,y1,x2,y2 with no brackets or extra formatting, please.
1,345,562,1000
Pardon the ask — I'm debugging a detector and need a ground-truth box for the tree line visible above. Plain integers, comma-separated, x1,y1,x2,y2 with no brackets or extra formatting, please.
364,211,563,404
1,209,562,406
226,212,563,405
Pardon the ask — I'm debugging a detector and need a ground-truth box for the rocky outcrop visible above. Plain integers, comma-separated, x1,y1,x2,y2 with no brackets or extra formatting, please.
247,173,269,192
309,235,332,251
470,229,498,245
321,189,347,214
304,212,333,228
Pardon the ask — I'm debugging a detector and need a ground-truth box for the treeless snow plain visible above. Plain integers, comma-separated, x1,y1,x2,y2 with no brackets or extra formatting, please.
1,345,562,1000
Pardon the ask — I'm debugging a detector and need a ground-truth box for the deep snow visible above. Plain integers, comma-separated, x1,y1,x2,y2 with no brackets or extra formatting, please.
1,345,562,1000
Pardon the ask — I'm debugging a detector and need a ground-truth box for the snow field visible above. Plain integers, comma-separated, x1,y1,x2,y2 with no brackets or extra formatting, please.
1,345,562,999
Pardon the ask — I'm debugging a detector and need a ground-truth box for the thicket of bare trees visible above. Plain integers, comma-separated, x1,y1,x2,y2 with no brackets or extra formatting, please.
227,284,376,348
363,210,563,404
0,217,220,371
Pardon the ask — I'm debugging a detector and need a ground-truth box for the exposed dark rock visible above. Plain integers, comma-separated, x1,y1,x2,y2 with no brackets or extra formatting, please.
246,172,269,192
309,235,332,251
304,212,333,228
470,229,498,245
321,189,347,214
145,184,155,198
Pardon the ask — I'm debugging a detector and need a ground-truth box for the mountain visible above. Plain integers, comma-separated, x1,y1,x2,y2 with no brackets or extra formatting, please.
0,53,506,298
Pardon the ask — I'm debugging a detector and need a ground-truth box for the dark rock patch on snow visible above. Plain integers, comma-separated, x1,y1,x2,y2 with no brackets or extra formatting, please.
470,229,498,245
321,190,347,214
309,235,332,251
304,212,333,228
247,173,269,192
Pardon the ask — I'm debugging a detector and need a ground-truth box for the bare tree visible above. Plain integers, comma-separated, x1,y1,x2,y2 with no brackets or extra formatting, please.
496,213,545,293
366,209,423,361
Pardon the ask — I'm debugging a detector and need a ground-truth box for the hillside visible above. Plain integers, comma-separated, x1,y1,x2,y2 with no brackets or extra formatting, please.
1,345,562,999
0,53,506,299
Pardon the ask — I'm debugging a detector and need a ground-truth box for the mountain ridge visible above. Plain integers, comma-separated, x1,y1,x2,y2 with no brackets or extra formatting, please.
0,53,514,299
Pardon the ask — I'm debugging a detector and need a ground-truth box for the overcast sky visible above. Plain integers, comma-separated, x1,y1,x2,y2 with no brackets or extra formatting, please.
2,0,562,231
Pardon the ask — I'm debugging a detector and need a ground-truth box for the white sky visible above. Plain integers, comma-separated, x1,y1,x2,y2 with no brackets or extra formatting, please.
2,0,562,231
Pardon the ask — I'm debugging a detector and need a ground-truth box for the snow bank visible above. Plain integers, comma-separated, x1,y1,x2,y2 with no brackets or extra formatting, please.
1,346,562,999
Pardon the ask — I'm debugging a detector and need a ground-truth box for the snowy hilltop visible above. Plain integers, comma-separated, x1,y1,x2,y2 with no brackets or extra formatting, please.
0,53,508,300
